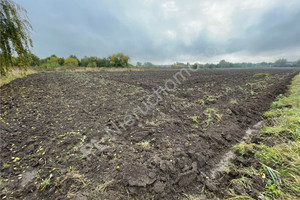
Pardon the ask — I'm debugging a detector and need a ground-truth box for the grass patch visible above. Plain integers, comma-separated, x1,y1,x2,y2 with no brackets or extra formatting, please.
0,67,37,86
197,98,205,105
39,173,53,191
233,142,255,157
227,73,300,199
203,107,223,127
254,73,270,78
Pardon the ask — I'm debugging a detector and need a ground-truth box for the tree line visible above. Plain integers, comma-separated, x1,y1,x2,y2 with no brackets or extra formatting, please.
197,59,300,68
11,53,132,68
169,59,300,69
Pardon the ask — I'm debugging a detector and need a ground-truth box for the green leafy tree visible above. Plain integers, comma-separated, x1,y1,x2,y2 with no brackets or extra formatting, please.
40,55,60,67
274,58,287,67
296,59,300,67
98,57,110,68
10,52,39,67
49,56,60,65
58,57,64,66
136,62,142,67
81,56,99,67
109,53,129,67
143,62,154,67
29,53,40,66
64,57,78,67
0,0,33,75
80,57,89,67
87,62,97,67
218,60,230,68
78,56,111,68
69,55,80,66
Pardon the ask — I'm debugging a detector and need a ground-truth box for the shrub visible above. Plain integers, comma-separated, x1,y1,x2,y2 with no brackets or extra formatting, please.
64,57,79,67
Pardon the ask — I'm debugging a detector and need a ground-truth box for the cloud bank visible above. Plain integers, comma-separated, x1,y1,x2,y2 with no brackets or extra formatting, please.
16,0,300,64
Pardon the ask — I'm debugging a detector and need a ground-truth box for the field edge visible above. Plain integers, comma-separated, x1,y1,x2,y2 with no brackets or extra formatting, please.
202,73,300,200
0,66,142,87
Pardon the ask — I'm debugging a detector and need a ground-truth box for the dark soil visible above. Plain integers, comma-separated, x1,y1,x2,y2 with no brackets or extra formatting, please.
0,68,299,199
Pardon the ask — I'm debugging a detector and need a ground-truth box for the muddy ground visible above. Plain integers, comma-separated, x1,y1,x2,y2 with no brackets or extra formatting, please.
0,68,299,199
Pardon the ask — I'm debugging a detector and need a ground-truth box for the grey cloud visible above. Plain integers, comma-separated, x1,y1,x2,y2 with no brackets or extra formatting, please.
16,0,300,63
225,1,300,55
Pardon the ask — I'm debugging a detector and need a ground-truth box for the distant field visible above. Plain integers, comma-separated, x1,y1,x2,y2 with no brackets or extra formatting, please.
0,68,299,199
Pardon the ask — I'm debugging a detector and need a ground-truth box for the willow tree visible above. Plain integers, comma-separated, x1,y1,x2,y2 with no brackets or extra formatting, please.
0,0,33,75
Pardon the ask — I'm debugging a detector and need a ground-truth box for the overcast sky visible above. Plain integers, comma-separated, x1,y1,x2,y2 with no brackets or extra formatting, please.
16,0,300,64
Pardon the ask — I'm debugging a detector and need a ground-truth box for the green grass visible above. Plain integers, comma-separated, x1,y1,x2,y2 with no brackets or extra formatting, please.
0,68,37,86
203,108,223,127
254,73,270,78
191,116,198,123
229,73,300,199
39,173,53,191
233,142,255,157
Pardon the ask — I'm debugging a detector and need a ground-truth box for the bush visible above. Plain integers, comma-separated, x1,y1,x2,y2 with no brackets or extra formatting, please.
109,53,129,67
87,62,97,67
64,57,78,67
